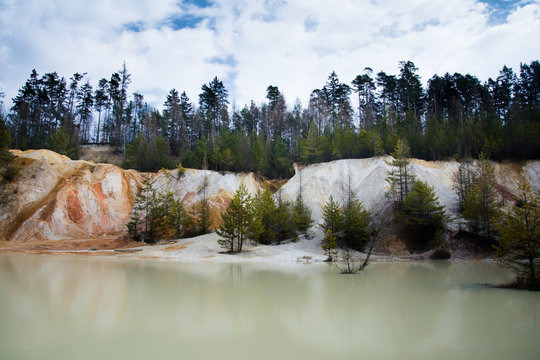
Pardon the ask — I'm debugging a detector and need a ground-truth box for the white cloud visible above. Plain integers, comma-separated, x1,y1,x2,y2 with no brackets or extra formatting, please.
0,0,539,111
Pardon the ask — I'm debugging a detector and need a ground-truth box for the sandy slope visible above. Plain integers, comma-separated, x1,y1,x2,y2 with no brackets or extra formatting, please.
281,157,540,230
133,232,328,263
1,149,539,260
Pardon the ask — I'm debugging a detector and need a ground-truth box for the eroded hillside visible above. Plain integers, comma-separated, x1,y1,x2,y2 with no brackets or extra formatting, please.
1,150,539,253
0,150,264,249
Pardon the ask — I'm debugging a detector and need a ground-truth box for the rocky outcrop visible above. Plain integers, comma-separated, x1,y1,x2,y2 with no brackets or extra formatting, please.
280,157,540,228
152,168,263,227
0,150,142,243
1,150,539,249
0,150,264,244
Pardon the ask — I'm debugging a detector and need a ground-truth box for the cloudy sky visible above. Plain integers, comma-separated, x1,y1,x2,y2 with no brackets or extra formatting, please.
0,0,539,111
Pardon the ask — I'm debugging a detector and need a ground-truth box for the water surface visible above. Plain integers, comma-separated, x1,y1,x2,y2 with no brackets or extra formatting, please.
0,254,538,360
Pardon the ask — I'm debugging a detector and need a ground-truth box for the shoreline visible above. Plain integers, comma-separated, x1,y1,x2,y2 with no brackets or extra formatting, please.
0,232,493,264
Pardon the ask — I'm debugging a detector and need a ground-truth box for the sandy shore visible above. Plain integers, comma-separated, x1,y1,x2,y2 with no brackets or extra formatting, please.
0,232,442,263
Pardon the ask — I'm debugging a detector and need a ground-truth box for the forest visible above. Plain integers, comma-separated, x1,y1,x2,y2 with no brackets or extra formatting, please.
2,60,539,178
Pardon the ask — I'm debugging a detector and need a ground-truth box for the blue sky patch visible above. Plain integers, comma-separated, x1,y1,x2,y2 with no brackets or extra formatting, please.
181,0,213,8
165,14,205,30
123,21,146,33
206,55,238,67
304,17,319,32
413,19,440,32
479,0,533,24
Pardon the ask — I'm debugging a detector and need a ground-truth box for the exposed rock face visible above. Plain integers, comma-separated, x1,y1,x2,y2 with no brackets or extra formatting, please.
1,150,142,243
0,150,264,244
152,168,263,227
1,150,539,248
280,157,540,228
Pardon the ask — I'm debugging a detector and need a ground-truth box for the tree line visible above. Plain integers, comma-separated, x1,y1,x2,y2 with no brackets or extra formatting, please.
2,60,539,177
127,169,313,251
213,139,538,285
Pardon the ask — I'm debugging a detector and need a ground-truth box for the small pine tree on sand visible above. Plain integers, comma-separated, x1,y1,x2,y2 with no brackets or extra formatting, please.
217,183,253,253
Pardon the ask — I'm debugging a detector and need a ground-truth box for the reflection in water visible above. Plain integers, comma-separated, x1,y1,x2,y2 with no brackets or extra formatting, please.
0,255,539,360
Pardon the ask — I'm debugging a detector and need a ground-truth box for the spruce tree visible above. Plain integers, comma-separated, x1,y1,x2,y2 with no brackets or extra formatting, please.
161,191,193,238
402,180,446,249
322,229,338,262
47,126,79,159
299,121,321,164
251,189,278,245
386,138,415,209
0,115,16,182
293,195,313,236
293,170,313,235
275,192,297,243
195,175,212,235
494,184,540,289
462,154,500,239
320,196,343,237
127,176,163,243
217,183,252,253
342,192,372,251
453,158,476,212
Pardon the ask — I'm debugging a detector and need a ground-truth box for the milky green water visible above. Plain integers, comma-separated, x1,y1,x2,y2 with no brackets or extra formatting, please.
0,254,539,360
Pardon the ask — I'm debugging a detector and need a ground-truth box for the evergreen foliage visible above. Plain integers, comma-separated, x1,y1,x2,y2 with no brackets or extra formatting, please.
47,126,79,159
462,154,501,239
251,187,309,245
342,191,372,251
4,60,540,179
453,159,476,212
320,196,344,237
386,138,415,209
127,178,194,243
124,133,174,172
320,191,372,252
293,193,313,236
216,183,253,253
195,175,212,235
127,176,162,243
161,191,193,239
494,184,540,290
274,192,298,243
0,119,18,182
322,229,338,261
401,180,446,248
251,189,278,245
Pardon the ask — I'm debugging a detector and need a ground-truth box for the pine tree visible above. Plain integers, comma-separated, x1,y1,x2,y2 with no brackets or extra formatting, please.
320,196,343,237
402,180,446,248
342,192,372,251
462,154,500,238
0,115,17,182
386,138,415,209
125,133,174,172
76,81,94,143
217,183,252,253
127,176,163,243
274,191,297,243
293,171,313,236
47,126,78,159
322,229,338,261
94,78,109,144
453,158,476,212
494,184,540,289
352,68,376,129
195,175,212,235
161,191,193,238
251,189,278,245
299,121,320,164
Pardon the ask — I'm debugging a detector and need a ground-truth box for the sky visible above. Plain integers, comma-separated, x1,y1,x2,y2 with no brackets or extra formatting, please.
0,0,539,111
